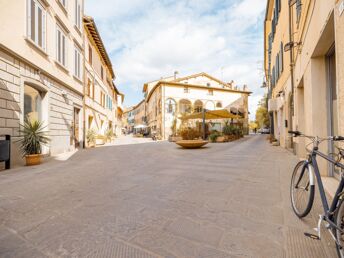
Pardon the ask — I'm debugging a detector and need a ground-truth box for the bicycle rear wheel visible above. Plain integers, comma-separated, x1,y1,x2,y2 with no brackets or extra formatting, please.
290,160,315,218
335,199,344,257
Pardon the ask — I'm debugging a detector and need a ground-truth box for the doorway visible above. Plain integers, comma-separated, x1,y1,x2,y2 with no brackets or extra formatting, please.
327,46,339,177
73,107,80,148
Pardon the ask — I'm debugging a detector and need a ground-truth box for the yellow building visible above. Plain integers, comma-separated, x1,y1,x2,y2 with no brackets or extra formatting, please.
143,72,250,140
264,0,344,178
83,16,122,145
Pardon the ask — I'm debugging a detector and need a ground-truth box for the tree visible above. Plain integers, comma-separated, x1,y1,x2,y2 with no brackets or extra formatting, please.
249,121,258,130
255,106,269,129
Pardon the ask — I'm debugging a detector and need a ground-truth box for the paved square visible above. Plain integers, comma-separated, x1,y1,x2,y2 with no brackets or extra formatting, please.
0,136,338,257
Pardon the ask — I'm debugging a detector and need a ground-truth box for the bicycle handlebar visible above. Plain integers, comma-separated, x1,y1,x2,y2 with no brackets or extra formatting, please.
288,131,344,141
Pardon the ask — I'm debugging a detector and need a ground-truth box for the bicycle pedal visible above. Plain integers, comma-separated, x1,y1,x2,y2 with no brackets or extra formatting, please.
304,232,320,240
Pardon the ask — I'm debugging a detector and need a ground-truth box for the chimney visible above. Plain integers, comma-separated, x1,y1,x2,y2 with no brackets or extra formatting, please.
174,71,179,80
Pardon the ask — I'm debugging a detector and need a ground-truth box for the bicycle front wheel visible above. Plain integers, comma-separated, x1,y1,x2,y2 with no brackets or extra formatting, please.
290,160,315,218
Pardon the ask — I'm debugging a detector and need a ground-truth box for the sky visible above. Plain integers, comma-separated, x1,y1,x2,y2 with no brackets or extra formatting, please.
85,0,267,120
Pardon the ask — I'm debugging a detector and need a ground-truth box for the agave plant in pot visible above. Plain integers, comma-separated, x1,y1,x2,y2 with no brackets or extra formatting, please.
18,119,50,166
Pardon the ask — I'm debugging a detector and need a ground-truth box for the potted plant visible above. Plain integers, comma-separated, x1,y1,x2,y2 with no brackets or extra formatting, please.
86,129,96,147
18,119,50,166
105,128,114,143
175,127,208,149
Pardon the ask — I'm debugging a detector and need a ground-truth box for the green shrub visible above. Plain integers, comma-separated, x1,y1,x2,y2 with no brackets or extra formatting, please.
17,119,50,156
209,132,220,142
179,127,201,140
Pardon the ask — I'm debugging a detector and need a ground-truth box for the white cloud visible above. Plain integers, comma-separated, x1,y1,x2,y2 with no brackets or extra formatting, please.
85,0,266,119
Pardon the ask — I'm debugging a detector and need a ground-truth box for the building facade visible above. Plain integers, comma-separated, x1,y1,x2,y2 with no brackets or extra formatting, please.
0,1,124,165
143,72,250,140
83,16,117,145
0,0,85,164
264,0,344,177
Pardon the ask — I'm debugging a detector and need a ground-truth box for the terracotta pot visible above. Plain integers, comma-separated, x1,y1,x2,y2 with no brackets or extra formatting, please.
25,154,41,166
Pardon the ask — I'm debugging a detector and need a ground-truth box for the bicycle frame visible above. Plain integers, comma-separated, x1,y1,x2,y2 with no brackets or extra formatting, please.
307,149,344,232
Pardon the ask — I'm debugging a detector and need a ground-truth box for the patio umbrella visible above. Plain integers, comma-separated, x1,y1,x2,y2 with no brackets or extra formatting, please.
134,124,148,129
182,109,243,140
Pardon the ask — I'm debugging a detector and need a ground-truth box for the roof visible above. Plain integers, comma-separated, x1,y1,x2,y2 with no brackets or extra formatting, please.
144,72,250,102
83,15,115,78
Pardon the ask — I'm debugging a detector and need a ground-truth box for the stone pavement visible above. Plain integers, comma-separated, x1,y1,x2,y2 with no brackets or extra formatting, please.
0,135,338,257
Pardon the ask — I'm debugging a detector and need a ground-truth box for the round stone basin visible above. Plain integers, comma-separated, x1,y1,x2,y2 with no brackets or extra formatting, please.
175,140,209,149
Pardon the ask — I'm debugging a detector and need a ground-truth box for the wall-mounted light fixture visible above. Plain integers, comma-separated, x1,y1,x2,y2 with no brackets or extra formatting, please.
284,41,302,52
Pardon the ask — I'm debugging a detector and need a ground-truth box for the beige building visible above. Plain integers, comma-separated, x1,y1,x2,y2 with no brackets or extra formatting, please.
83,16,118,144
264,0,344,177
0,0,85,164
132,100,146,130
143,72,250,140
122,106,135,133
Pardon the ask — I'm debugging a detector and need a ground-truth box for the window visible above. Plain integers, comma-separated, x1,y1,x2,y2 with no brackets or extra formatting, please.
27,0,46,50
216,102,222,108
208,89,213,96
100,92,105,107
101,66,104,80
184,86,189,93
87,78,92,96
194,100,203,113
179,99,192,114
74,45,82,79
206,82,211,87
56,25,67,67
74,0,81,30
88,45,92,65
296,0,302,23
166,98,176,114
24,85,42,121
279,42,284,74
59,0,67,8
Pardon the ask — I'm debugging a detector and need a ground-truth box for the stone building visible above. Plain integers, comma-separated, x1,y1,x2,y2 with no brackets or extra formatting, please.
264,0,344,178
0,1,124,165
0,0,85,164
143,72,250,140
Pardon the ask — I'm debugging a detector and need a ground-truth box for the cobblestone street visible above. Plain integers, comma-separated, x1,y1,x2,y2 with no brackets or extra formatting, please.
0,135,338,257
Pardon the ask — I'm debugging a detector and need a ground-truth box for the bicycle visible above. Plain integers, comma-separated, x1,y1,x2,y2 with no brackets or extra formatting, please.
288,130,344,257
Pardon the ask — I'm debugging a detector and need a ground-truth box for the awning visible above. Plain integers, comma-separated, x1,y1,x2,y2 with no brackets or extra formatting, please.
134,124,148,129
182,109,242,120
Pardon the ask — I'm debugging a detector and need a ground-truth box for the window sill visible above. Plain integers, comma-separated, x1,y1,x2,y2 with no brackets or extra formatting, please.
56,0,68,16
74,25,82,36
73,75,82,83
24,37,48,57
55,60,69,74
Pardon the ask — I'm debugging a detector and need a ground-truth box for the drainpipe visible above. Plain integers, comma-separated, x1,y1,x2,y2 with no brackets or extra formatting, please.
288,1,295,150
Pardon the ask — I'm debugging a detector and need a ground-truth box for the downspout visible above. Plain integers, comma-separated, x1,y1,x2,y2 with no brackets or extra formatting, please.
288,1,295,150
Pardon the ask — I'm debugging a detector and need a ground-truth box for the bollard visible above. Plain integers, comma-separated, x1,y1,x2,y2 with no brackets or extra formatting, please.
0,135,11,169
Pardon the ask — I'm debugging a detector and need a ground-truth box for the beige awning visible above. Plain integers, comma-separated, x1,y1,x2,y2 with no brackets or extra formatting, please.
182,109,242,120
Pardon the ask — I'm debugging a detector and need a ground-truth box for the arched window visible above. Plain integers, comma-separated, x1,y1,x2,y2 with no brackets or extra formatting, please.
194,100,203,113
205,101,215,111
216,102,222,108
165,98,176,114
179,99,192,114
24,85,42,121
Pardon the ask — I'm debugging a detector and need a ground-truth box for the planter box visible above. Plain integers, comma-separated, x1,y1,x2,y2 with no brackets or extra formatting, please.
169,136,183,142
216,136,226,143
176,140,208,149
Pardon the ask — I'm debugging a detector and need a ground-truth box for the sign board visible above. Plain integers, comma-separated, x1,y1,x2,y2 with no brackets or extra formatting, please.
340,1,344,16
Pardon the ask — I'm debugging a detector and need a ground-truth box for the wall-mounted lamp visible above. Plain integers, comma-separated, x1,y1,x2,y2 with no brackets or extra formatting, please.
284,41,302,52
